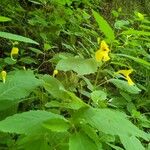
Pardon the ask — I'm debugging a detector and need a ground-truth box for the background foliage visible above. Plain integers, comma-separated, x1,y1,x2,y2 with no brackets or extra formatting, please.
0,0,150,150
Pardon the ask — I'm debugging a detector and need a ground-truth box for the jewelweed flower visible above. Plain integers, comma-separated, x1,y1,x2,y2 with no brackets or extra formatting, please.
53,69,58,77
117,69,134,85
11,47,19,61
1,71,7,83
95,40,110,62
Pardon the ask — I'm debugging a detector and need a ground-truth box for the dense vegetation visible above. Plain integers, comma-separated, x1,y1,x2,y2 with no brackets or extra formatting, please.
0,0,150,149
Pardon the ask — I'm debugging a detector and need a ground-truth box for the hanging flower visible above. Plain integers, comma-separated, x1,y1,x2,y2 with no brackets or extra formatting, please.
53,69,58,77
117,69,134,85
11,47,19,61
1,70,7,83
95,40,110,62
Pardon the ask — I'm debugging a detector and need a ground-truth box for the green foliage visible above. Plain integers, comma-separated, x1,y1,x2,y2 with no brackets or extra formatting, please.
0,32,39,45
0,16,12,22
0,110,65,134
109,79,141,94
0,70,42,111
92,10,115,41
56,57,98,75
0,0,149,149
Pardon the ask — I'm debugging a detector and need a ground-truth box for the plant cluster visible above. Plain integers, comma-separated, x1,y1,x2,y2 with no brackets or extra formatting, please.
0,0,150,150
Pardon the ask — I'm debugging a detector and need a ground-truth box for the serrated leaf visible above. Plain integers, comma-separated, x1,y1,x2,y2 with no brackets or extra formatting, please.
0,16,12,22
0,110,65,134
80,108,147,140
0,32,39,45
92,10,115,41
0,70,42,110
43,118,70,132
109,79,141,94
120,135,145,150
56,57,98,75
17,134,51,150
69,132,97,150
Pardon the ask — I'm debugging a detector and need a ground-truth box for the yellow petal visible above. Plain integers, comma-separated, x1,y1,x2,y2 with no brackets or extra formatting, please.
53,69,58,77
95,50,103,62
117,69,133,77
102,51,110,61
126,76,134,85
100,40,110,52
95,50,110,62
11,47,19,61
1,70,7,83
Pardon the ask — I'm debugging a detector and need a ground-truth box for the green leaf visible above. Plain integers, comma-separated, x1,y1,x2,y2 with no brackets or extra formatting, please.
80,108,147,140
43,118,70,132
28,47,44,54
92,10,115,41
0,16,12,22
122,29,150,36
19,57,37,64
116,54,150,69
42,75,68,99
91,90,107,104
109,79,141,94
81,124,103,150
120,135,145,150
69,132,97,150
56,57,98,75
0,32,39,45
0,70,42,110
107,143,124,150
0,110,65,134
43,76,87,109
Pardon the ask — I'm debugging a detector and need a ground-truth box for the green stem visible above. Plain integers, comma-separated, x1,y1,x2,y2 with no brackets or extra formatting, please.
94,67,101,88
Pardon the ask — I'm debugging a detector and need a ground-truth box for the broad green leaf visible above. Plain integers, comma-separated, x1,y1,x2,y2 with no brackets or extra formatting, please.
0,110,65,134
0,32,39,45
43,76,87,109
42,75,68,99
91,90,107,104
43,118,70,132
80,108,147,140
69,132,97,150
116,54,150,69
109,79,141,94
64,91,88,109
81,124,103,150
0,70,42,110
17,132,69,150
56,57,98,75
0,16,12,22
17,134,51,150
122,29,150,36
120,135,145,150
92,10,115,41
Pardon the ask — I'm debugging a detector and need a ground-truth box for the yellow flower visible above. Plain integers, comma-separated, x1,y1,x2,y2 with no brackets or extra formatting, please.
95,50,110,62
117,69,134,85
95,40,110,62
11,47,19,61
53,69,58,77
100,40,110,52
1,71,7,83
